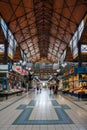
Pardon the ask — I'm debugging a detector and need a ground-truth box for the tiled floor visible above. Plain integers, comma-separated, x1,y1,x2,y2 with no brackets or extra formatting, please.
0,88,87,130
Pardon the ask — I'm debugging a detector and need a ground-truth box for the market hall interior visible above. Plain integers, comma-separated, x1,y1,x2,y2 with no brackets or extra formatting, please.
0,0,87,130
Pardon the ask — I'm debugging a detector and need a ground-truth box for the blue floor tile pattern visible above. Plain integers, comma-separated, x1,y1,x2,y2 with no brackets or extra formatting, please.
61,104,70,109
13,99,74,125
51,100,59,106
17,104,26,109
28,100,36,106
49,94,54,99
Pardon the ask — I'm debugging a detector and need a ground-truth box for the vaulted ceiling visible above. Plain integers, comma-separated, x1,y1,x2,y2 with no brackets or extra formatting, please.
0,0,87,63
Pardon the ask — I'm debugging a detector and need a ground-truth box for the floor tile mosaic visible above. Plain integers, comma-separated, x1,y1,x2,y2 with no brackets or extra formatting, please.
0,88,87,130
13,99,73,125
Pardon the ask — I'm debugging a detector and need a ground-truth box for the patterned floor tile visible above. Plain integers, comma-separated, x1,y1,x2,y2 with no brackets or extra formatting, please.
13,99,73,125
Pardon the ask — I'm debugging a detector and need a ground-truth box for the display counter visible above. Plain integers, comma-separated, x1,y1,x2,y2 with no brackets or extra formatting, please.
62,67,87,99
0,89,23,100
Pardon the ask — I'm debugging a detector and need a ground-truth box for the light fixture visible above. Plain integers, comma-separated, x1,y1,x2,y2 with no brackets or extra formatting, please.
56,69,60,72
28,68,31,71
19,60,22,64
26,67,28,70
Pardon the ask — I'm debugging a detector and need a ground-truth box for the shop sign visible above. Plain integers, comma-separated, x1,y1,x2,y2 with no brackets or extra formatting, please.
74,67,87,73
0,64,12,71
12,65,22,73
0,65,8,70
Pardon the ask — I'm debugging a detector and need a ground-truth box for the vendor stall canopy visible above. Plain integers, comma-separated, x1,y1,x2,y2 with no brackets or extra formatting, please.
0,0,87,63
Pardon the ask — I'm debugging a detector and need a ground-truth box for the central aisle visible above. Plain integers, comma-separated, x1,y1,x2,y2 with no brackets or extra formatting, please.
13,89,73,125
0,88,87,130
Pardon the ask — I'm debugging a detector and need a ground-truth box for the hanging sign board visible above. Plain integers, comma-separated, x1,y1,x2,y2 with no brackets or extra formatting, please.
0,65,8,70
0,64,12,71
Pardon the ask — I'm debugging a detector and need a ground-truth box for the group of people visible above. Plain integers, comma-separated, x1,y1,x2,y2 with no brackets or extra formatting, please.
36,86,42,93
36,83,42,93
49,85,58,94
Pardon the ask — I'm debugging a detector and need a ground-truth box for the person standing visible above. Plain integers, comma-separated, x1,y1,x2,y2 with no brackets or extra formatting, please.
40,84,42,93
36,85,39,93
